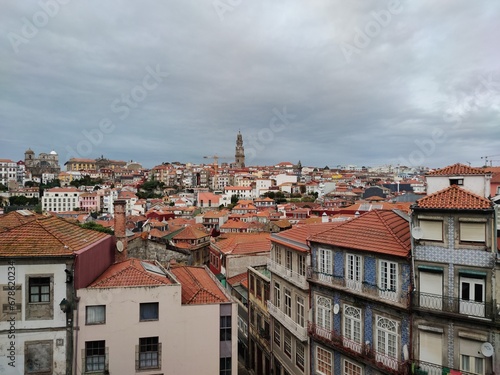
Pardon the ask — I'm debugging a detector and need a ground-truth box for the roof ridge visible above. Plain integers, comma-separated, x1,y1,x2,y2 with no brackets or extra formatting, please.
375,211,410,252
418,185,491,205
92,260,167,287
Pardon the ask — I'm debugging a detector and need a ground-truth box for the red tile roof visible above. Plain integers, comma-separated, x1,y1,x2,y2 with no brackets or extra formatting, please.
0,210,41,231
427,163,487,176
309,210,410,257
415,185,492,210
226,272,248,286
88,258,172,288
214,233,271,255
170,266,229,304
0,215,109,257
272,222,343,252
172,225,209,240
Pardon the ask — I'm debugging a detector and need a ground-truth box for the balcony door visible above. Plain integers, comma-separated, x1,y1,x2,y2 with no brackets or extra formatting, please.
459,277,485,317
418,330,443,375
419,271,443,310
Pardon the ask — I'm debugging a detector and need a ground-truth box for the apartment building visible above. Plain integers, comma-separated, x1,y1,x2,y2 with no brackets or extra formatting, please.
42,187,82,212
411,164,499,375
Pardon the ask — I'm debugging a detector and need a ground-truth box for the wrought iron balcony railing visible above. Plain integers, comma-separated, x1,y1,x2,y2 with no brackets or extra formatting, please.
267,260,308,289
307,267,410,307
308,322,409,375
412,291,493,319
413,360,482,375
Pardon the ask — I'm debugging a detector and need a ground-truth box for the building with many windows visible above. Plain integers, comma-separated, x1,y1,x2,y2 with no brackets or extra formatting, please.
42,187,82,212
307,210,412,375
411,164,499,375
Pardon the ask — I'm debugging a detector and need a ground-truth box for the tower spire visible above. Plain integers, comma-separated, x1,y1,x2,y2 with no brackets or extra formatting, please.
235,131,245,168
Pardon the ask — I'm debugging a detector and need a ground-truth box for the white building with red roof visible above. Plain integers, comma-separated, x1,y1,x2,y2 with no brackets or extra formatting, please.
76,259,237,375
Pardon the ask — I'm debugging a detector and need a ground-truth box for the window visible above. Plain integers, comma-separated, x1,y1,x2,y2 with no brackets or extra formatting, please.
274,282,281,308
316,346,332,375
220,357,232,375
275,247,282,264
316,296,332,333
296,296,305,327
140,302,159,321
29,277,50,303
256,279,262,300
274,321,281,347
284,330,292,358
220,315,232,341
298,254,306,276
86,305,106,325
284,288,292,317
138,337,160,369
376,316,398,370
343,359,362,375
450,178,464,186
296,340,305,371
346,254,362,291
379,260,398,301
318,248,333,281
459,222,486,243
343,305,362,353
460,276,485,317
286,250,292,271
419,220,443,241
85,340,106,372
461,355,484,375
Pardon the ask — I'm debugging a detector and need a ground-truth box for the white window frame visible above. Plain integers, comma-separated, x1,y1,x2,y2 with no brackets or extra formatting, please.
459,222,486,243
375,316,399,370
316,346,332,375
379,260,398,301
316,295,332,339
343,358,363,375
343,304,362,353
274,282,281,308
296,295,305,327
346,253,362,291
318,248,333,282
298,254,306,276
284,288,292,317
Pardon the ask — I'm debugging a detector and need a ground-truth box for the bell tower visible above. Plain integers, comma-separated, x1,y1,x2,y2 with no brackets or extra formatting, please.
235,131,245,168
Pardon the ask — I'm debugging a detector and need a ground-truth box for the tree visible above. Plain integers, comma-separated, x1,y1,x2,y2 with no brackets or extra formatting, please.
0,183,8,191
79,221,114,235
231,194,239,205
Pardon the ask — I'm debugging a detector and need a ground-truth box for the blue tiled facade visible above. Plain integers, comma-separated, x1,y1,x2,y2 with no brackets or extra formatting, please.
334,251,343,278
364,256,376,285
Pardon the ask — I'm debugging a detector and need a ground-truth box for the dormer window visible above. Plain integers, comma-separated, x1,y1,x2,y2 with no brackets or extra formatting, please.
449,178,464,186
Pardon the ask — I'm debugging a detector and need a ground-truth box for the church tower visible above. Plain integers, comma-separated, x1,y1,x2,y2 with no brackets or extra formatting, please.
235,131,245,168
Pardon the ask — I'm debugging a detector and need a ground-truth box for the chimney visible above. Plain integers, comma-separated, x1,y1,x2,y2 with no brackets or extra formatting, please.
113,199,128,262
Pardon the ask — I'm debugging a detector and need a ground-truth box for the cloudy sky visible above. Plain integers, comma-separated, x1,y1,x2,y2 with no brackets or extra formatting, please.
1,1,499,169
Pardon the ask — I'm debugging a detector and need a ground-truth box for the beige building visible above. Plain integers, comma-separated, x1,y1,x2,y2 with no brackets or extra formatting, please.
41,187,82,212
76,259,237,375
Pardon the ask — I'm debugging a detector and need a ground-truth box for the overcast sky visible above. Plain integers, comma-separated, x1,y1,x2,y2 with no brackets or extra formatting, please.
1,1,499,169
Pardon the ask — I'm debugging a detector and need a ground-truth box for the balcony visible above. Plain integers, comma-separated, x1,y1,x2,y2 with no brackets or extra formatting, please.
413,360,480,375
307,267,410,307
268,260,308,289
308,322,409,375
267,300,308,342
413,291,493,319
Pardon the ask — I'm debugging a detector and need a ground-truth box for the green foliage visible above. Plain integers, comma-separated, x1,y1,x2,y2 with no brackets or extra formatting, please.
70,175,102,188
231,194,239,205
0,183,8,191
137,180,165,199
79,221,114,235
9,196,39,206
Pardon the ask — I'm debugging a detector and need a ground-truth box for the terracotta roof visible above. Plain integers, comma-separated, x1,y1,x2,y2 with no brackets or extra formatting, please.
170,266,229,304
415,185,492,210
0,210,41,231
0,215,109,257
172,225,209,240
226,272,248,286
214,233,271,255
272,222,343,252
88,259,172,288
310,210,410,257
426,163,487,176
221,219,250,229
273,219,292,229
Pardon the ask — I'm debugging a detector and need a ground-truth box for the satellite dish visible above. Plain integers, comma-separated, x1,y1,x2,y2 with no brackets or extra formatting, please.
333,304,340,315
412,227,424,240
481,342,493,357
116,241,124,253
